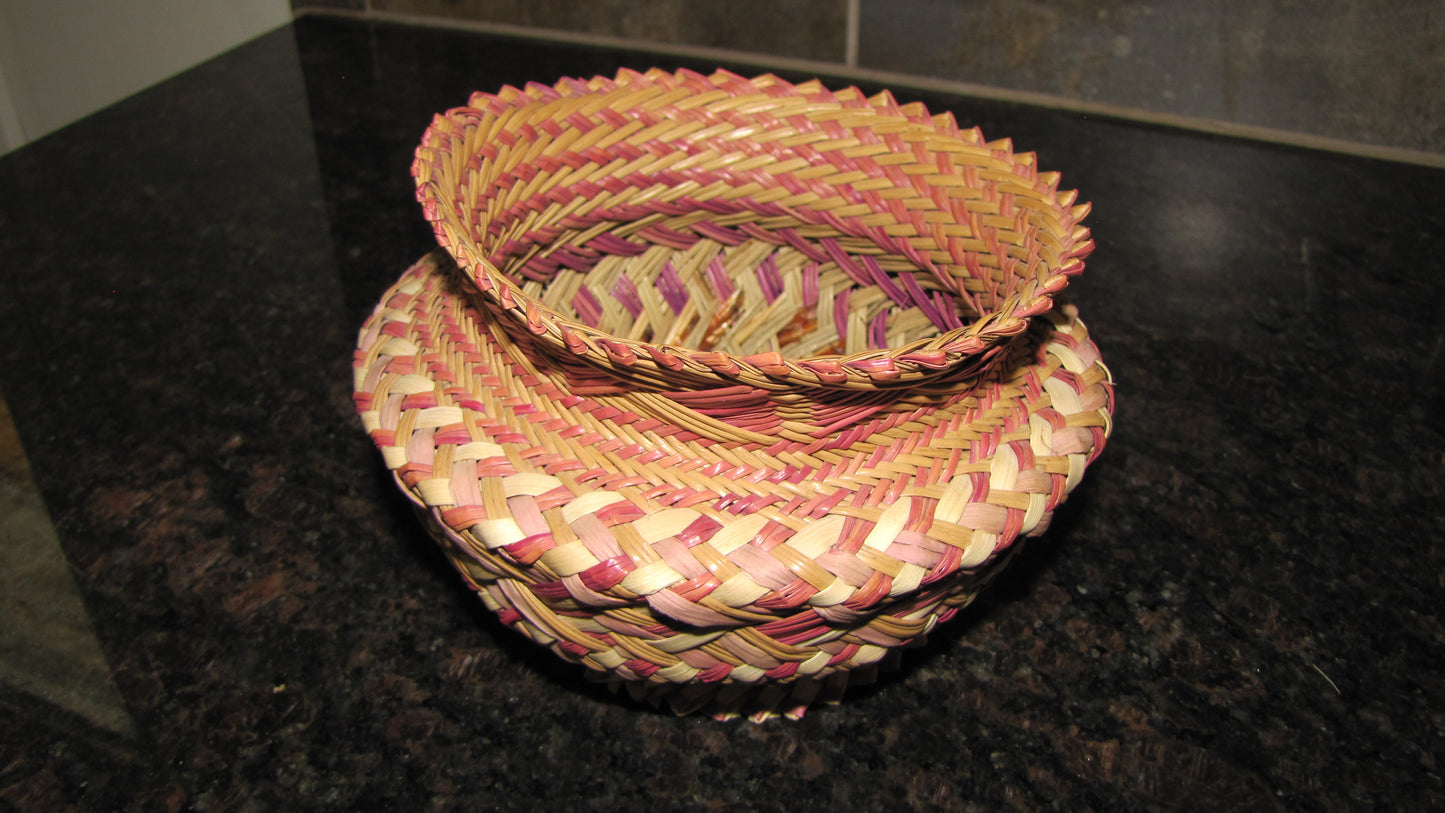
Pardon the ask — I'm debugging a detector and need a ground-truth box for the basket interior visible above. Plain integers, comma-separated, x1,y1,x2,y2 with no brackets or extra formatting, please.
505,233,980,358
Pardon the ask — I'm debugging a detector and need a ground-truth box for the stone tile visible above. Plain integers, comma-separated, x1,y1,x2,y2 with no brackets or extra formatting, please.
368,0,850,63
857,0,1445,155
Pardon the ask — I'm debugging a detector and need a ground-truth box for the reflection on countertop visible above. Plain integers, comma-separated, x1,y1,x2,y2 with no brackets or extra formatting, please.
0,388,136,740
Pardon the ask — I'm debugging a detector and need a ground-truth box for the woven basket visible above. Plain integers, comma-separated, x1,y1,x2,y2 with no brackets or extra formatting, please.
354,68,1114,720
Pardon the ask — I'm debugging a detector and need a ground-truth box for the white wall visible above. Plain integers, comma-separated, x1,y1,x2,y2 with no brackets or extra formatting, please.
0,0,292,153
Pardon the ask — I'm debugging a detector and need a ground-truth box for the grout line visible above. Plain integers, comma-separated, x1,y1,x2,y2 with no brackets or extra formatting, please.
294,7,1445,170
845,0,859,68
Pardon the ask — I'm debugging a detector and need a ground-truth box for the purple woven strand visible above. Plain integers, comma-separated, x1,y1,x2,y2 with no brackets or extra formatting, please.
869,311,889,349
656,262,689,314
587,233,648,256
705,256,736,300
933,291,964,329
756,255,783,304
834,288,851,344
778,229,830,263
802,262,819,308
897,271,948,331
694,198,745,216
862,256,909,307
691,221,747,246
610,276,643,318
822,239,872,288
572,285,603,327
553,250,595,272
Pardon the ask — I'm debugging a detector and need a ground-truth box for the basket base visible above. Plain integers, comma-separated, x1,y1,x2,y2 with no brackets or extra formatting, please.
598,650,910,722
357,252,1114,720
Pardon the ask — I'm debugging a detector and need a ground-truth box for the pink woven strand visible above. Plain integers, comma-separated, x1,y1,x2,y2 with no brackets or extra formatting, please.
655,262,689,314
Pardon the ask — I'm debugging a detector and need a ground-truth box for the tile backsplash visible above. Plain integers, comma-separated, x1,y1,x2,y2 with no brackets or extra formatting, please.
293,0,1444,157
367,0,849,63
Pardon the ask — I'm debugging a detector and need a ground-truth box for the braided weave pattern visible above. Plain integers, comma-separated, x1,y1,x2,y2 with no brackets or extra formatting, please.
356,70,1114,718
354,252,1112,718
413,68,1095,392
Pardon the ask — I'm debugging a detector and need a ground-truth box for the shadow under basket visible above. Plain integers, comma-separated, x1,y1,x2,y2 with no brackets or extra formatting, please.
353,69,1115,720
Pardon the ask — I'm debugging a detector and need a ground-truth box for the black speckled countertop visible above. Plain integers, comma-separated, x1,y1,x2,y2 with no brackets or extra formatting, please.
2,15,1442,811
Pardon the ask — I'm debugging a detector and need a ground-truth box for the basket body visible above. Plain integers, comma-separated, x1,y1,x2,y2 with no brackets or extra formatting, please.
354,69,1114,719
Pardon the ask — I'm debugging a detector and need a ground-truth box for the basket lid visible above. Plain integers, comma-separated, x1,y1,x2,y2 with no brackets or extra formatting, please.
412,68,1094,392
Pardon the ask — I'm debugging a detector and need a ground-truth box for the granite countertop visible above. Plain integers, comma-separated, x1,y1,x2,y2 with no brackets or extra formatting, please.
1,14,1442,811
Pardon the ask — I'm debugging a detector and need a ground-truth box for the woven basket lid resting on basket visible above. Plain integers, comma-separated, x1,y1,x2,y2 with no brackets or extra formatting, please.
411,67,1096,392
354,69,1114,720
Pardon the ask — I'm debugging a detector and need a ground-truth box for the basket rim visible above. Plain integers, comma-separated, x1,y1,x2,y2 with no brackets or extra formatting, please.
412,67,1095,391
